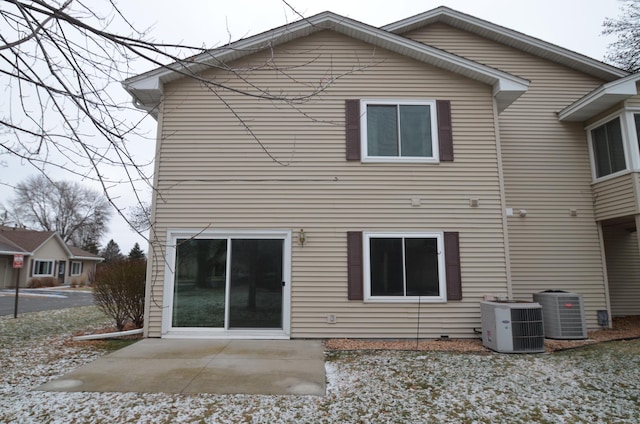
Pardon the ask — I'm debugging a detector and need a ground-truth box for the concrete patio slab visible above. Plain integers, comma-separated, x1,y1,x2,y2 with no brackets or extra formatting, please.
35,339,326,396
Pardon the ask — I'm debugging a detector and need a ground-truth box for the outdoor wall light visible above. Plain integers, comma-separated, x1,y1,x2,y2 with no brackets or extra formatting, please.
519,209,527,217
298,229,306,246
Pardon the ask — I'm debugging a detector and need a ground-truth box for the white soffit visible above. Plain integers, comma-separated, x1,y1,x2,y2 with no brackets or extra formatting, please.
123,11,529,117
559,74,640,122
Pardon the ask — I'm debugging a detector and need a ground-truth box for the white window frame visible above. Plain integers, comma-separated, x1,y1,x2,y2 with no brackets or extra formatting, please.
70,261,82,276
360,99,440,163
162,229,292,339
32,259,55,277
363,232,446,303
625,108,640,171
586,111,634,182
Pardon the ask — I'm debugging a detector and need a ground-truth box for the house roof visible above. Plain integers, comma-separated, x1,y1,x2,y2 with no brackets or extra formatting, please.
382,6,628,82
0,225,102,261
0,225,57,253
68,245,102,261
382,6,637,124
559,73,640,122
123,10,531,116
0,232,27,255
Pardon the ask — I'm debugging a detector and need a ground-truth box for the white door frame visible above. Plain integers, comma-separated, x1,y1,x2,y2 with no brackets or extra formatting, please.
162,229,292,339
0,258,8,289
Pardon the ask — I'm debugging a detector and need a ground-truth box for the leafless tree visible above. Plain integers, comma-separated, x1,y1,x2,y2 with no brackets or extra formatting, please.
0,1,375,312
127,201,152,233
1,174,112,247
0,0,361,239
603,0,640,72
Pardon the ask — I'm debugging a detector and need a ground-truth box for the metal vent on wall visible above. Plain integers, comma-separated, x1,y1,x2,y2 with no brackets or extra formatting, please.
533,291,587,339
481,301,545,353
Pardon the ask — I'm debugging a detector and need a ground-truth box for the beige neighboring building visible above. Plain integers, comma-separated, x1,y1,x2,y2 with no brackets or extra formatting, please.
0,226,102,288
124,7,639,340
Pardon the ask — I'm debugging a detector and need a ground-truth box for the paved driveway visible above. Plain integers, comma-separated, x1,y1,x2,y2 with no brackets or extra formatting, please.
0,288,94,316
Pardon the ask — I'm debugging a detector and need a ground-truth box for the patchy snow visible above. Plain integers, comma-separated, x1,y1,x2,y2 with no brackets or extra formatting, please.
1,306,640,423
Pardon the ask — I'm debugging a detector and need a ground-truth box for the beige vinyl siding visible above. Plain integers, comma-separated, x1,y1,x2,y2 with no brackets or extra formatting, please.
148,30,508,338
626,93,640,108
405,23,608,328
32,238,68,258
592,173,638,221
604,224,640,316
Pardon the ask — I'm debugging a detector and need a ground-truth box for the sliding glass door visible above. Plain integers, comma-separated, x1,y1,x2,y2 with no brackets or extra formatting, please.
172,236,284,331
229,239,283,328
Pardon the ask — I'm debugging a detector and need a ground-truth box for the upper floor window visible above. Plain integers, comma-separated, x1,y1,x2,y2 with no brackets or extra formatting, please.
361,100,439,163
590,117,627,178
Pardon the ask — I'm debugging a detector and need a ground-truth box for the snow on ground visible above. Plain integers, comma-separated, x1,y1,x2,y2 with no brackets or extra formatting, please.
1,306,640,423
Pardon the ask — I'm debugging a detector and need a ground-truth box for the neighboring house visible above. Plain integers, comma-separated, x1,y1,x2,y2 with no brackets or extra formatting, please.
0,225,102,288
123,7,640,340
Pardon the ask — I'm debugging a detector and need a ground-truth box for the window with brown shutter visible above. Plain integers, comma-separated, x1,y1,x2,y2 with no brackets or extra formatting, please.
347,99,453,163
347,231,462,302
345,100,361,161
444,232,462,301
347,231,363,300
437,100,453,162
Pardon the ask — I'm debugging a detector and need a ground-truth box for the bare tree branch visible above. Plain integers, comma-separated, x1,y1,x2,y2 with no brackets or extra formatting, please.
1,175,112,247
0,0,379,311
603,0,640,72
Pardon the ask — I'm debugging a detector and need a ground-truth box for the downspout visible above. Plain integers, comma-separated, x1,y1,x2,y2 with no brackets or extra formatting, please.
73,328,144,341
492,101,513,299
142,101,165,339
596,222,613,328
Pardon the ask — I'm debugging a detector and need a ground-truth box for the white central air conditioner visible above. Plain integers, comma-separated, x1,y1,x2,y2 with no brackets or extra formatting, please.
533,291,587,339
481,301,545,353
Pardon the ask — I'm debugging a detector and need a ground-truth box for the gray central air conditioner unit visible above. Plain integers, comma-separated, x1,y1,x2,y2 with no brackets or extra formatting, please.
481,301,545,353
533,291,587,339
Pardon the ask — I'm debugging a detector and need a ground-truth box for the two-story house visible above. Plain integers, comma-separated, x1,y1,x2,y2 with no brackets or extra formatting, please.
124,7,639,340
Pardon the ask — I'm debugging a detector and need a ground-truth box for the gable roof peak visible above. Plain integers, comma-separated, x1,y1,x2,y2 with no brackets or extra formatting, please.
382,6,627,82
124,9,528,116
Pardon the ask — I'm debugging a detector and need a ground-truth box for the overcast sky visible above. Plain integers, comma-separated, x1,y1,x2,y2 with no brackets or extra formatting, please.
0,0,627,254
120,0,623,61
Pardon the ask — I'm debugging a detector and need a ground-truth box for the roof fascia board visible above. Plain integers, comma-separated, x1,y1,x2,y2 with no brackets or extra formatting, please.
558,74,640,122
0,250,31,255
123,15,327,93
382,6,627,82
70,256,103,261
124,11,529,114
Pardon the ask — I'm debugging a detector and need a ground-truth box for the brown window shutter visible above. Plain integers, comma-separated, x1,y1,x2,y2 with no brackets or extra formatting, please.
345,100,361,161
444,232,462,301
437,100,453,162
347,231,364,300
